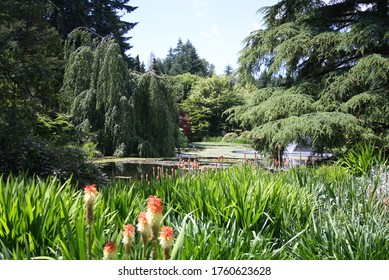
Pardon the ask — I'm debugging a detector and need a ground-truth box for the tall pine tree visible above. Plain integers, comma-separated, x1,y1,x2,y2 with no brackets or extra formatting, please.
48,0,137,63
0,0,63,173
160,38,215,77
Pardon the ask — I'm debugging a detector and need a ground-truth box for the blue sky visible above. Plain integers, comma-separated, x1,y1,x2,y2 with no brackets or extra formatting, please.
124,0,279,74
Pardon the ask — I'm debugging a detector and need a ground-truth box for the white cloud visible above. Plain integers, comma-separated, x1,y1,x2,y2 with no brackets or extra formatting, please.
201,24,220,38
193,0,209,17
195,10,207,17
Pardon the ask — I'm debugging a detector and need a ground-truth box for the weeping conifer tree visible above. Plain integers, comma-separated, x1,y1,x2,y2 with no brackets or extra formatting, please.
134,72,179,157
61,28,178,157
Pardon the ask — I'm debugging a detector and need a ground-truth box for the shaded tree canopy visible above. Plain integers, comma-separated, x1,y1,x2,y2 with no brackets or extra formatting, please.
183,76,243,140
234,0,389,154
0,1,105,184
48,0,138,66
0,0,63,148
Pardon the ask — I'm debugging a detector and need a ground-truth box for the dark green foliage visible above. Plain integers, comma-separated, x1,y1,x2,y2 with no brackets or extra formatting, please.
49,146,107,187
62,30,179,157
48,0,137,59
62,29,136,155
0,136,106,187
0,0,63,115
134,73,179,157
183,75,243,140
0,0,72,180
0,0,140,184
159,38,215,77
169,73,202,103
236,0,389,155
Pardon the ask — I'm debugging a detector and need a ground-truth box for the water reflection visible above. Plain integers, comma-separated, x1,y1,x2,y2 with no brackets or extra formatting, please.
99,162,177,180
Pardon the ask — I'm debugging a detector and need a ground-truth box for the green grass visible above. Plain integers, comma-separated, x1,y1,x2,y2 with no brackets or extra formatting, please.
1,163,388,260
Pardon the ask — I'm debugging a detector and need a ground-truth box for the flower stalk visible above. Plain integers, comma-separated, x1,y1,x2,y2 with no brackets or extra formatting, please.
122,224,135,259
84,184,99,260
137,212,151,260
146,195,163,260
159,226,174,260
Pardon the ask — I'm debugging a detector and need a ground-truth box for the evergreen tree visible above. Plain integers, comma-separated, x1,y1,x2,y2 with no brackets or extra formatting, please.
132,55,146,73
159,38,215,77
235,0,389,154
48,0,137,61
62,29,178,157
134,73,178,157
0,0,63,172
224,64,234,76
0,1,105,184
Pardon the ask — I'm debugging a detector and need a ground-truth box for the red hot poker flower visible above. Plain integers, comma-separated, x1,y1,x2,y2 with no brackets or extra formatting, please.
122,224,135,240
146,195,164,240
103,241,117,260
147,195,163,214
84,184,98,203
159,226,174,249
137,212,151,243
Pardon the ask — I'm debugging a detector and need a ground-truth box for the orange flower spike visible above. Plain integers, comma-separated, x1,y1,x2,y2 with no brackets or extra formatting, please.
159,226,174,249
122,224,135,258
147,195,163,215
84,184,98,203
137,212,151,241
159,226,174,260
146,195,164,242
84,184,99,224
122,224,135,243
103,241,117,260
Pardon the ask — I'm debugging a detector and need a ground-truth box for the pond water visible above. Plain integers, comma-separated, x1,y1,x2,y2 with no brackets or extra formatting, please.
99,161,178,181
98,158,236,181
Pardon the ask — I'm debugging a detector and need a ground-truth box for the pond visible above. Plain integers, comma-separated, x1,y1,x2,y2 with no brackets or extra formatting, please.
97,157,236,181
99,161,178,181
95,143,293,181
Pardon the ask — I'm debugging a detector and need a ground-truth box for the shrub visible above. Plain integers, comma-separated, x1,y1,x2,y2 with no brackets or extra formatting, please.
0,136,106,187
235,131,252,144
222,132,239,143
202,136,223,142
83,141,101,159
